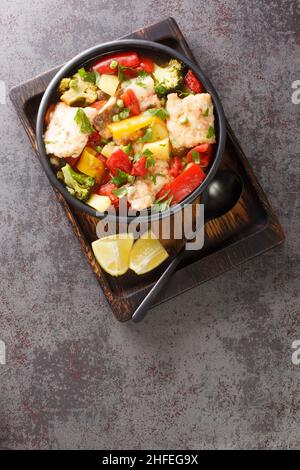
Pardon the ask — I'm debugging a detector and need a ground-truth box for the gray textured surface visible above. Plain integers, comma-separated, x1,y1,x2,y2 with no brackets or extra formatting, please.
0,0,299,450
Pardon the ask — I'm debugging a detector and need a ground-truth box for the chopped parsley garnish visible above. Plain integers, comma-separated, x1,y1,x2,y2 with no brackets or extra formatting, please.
191,150,200,163
95,71,101,87
142,148,154,158
78,67,96,84
95,145,103,153
117,64,136,82
146,155,156,168
177,90,195,97
179,116,189,124
151,173,165,185
141,148,155,168
155,190,170,204
146,108,170,120
122,142,132,155
153,191,174,212
206,126,215,138
203,108,209,117
118,65,126,82
74,108,93,133
112,185,128,198
111,169,135,186
137,70,150,78
136,77,147,88
133,153,141,163
138,127,153,142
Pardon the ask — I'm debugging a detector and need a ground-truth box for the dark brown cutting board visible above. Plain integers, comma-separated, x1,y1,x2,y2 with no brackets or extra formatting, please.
10,18,285,322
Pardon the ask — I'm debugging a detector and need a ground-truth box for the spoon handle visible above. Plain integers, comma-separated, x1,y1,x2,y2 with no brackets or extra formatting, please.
131,170,243,323
131,251,184,322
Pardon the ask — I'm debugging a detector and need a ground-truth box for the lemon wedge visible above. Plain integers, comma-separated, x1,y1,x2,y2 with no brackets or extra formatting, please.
129,230,169,275
92,233,134,276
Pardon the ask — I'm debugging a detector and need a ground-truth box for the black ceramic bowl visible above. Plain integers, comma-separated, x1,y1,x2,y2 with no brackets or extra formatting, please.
36,39,226,223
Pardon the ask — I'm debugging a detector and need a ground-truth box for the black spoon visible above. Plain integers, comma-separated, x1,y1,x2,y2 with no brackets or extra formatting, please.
131,170,243,322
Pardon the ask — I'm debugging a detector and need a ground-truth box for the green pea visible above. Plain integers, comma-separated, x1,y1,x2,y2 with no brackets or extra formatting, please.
110,60,118,69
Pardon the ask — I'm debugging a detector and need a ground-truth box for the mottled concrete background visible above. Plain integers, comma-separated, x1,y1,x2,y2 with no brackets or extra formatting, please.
0,0,299,450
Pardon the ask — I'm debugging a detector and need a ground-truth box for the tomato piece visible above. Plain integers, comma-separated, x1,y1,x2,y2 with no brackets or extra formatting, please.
169,156,183,178
90,100,107,110
87,131,101,148
187,144,213,169
106,148,132,175
184,69,203,94
138,56,155,74
131,156,147,177
121,89,141,116
155,182,171,201
92,52,140,75
122,68,138,78
65,156,80,167
156,164,206,204
97,182,119,206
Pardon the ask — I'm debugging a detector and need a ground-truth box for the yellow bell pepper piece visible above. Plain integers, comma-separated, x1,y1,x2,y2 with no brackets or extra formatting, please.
77,147,105,183
108,114,155,139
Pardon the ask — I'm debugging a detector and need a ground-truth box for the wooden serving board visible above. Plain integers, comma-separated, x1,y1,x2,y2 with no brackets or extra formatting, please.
10,18,285,322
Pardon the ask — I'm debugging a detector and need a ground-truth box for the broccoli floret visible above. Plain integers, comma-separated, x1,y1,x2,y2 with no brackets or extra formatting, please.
58,78,71,94
58,163,95,201
153,59,184,96
59,72,98,106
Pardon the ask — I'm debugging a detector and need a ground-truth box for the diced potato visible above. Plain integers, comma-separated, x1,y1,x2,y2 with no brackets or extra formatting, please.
98,74,119,96
142,138,170,160
87,194,111,212
101,142,119,158
150,117,169,141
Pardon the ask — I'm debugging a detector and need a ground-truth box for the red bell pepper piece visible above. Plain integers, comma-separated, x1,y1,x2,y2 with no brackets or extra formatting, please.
92,52,140,75
169,156,183,178
106,148,132,175
123,57,155,77
97,182,119,205
184,69,203,94
65,156,80,167
187,144,213,169
121,89,141,116
156,164,206,204
138,56,155,74
131,156,147,176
